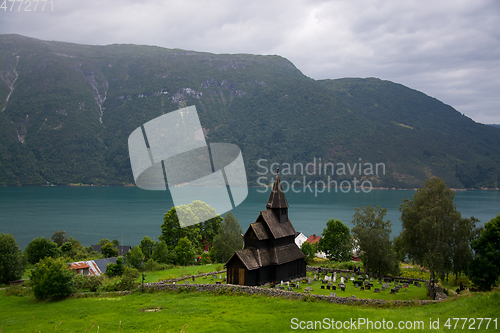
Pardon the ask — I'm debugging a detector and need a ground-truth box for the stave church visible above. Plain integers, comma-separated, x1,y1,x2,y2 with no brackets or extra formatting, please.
225,170,307,285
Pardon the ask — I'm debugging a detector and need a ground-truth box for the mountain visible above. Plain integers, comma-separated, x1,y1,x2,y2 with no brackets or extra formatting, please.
1,34,499,189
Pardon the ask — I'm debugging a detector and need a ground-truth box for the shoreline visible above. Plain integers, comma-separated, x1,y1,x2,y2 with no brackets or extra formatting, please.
0,184,498,191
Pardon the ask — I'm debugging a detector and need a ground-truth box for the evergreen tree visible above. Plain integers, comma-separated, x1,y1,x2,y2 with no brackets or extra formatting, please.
211,212,243,263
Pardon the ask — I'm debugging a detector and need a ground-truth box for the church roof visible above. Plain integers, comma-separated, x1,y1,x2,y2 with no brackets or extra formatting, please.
266,170,289,209
259,209,296,239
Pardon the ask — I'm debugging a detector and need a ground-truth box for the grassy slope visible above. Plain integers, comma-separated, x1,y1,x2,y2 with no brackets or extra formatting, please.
1,290,499,332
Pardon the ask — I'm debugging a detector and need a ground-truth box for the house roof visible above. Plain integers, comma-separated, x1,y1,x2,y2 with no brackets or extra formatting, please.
69,262,90,270
306,234,322,244
93,257,117,274
266,171,288,209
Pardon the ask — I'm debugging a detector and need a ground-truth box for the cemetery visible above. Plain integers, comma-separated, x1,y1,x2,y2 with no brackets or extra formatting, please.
154,268,429,302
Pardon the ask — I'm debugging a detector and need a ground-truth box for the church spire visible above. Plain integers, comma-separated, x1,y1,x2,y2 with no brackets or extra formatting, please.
266,167,289,209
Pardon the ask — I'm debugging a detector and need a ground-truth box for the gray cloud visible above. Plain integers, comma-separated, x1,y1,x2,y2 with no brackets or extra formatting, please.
1,0,498,123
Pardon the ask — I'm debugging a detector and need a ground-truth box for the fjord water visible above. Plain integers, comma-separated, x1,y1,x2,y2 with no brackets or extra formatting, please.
0,186,498,249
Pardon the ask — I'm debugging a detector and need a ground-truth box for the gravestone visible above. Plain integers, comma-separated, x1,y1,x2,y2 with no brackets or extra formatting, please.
381,287,385,291
360,287,364,291
308,278,312,284
321,285,325,289
374,288,380,293
351,295,356,298
341,287,345,292
331,293,336,297
185,281,189,284
340,277,344,283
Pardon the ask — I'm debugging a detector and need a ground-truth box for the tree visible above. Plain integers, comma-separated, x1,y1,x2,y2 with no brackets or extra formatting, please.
174,237,196,266
125,245,144,270
101,242,119,258
300,241,317,263
112,239,120,247
159,207,201,250
29,257,74,300
211,212,243,263
468,214,500,290
199,215,223,249
0,234,26,284
97,238,111,246
152,241,172,264
140,236,155,261
351,205,399,276
25,237,61,264
399,178,475,284
51,231,67,247
318,219,353,262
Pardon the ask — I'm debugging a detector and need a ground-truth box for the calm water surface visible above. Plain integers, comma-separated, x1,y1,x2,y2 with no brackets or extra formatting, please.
0,186,498,249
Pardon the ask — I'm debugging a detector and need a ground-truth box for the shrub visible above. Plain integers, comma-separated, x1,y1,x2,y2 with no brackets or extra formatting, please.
106,256,125,277
30,257,75,301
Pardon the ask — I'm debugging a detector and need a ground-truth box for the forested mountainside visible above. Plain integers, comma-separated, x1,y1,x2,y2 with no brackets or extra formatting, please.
1,34,499,188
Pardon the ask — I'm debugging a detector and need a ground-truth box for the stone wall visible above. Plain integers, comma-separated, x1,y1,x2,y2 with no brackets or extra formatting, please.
144,282,438,306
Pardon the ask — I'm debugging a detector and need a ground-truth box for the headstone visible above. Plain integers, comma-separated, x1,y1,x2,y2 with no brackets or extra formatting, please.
333,272,337,282
366,286,371,290
381,287,385,291
321,285,325,289
185,281,189,284
297,282,300,288
314,274,317,280
281,280,284,285
288,287,293,291
374,288,380,293
212,274,216,279
332,286,336,291
351,295,356,298
219,275,222,279
331,293,336,297
360,287,364,291
308,278,312,284
341,287,345,292
370,278,373,282
327,285,331,290
350,277,355,281
340,277,344,283
216,281,221,285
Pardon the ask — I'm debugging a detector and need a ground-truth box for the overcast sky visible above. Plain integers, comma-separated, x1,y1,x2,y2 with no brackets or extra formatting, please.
1,0,499,123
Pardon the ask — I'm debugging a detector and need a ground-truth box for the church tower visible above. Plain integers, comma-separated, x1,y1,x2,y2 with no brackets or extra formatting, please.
266,168,289,224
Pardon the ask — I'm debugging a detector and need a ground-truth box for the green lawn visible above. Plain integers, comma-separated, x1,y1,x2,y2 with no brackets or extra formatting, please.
1,289,499,332
137,265,224,284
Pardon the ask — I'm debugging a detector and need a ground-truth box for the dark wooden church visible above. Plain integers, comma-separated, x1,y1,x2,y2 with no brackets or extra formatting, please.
225,170,307,286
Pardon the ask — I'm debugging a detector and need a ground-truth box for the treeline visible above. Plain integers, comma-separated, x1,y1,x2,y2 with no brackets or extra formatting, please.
301,177,500,293
0,201,244,300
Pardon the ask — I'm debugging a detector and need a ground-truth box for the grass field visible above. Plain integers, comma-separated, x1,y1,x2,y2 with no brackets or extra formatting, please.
1,289,499,332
